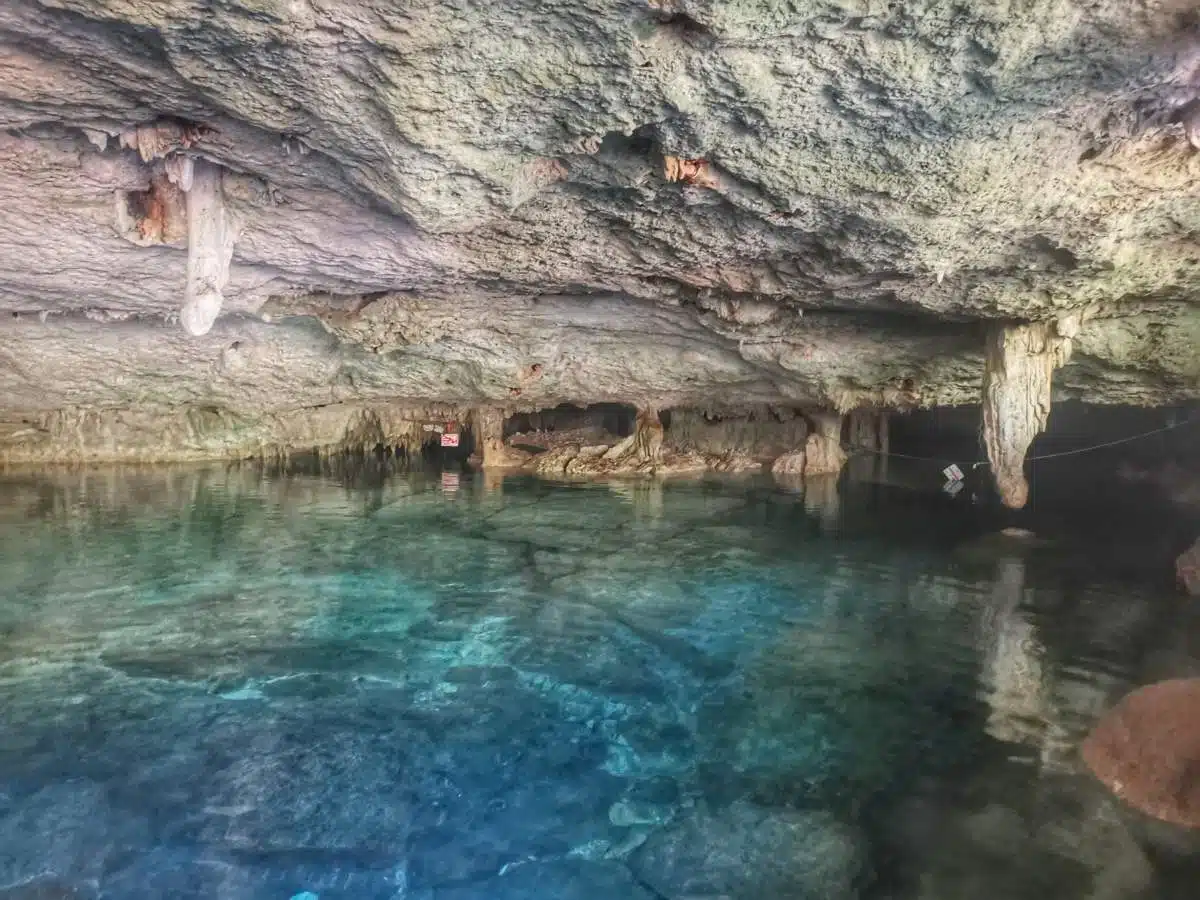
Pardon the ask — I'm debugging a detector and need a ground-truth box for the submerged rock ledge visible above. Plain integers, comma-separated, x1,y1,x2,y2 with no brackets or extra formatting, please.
1,1,1199,500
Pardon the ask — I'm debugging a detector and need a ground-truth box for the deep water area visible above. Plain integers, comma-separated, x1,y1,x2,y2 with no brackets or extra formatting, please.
0,465,1196,900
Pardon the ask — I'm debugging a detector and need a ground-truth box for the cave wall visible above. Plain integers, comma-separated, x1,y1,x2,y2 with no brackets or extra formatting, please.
0,1,1198,471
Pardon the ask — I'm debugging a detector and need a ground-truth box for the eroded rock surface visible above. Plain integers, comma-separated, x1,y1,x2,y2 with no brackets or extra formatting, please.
0,1,1199,463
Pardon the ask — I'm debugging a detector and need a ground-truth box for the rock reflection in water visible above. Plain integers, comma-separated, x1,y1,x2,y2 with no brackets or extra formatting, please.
0,466,1193,899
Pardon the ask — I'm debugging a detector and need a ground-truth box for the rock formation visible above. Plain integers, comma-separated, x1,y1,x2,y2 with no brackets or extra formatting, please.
1177,538,1200,595
1082,678,1200,830
0,1,1198,469
471,407,531,470
981,322,1074,508
180,160,236,337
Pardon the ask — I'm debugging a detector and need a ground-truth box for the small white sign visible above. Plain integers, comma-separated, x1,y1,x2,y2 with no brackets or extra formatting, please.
943,479,965,497
441,432,460,448
942,463,964,482
441,471,460,492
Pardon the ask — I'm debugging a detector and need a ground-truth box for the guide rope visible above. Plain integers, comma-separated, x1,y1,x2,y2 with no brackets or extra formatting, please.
845,411,1200,470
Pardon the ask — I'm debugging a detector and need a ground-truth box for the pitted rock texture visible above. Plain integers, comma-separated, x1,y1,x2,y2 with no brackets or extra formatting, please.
1,0,1199,459
1082,678,1200,829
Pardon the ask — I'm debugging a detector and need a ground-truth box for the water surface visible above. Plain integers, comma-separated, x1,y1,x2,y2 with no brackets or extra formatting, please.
0,466,1194,899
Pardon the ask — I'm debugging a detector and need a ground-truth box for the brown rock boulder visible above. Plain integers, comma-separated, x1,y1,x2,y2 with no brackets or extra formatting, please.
1177,538,1200,596
1082,678,1200,829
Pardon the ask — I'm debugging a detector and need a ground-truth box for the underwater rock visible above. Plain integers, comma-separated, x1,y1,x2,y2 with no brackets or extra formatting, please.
435,859,656,900
1176,538,1200,596
629,800,864,900
0,779,149,890
1082,678,1200,829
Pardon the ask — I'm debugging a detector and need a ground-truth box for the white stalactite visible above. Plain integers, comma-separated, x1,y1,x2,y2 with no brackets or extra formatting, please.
981,322,1072,509
164,154,195,192
180,160,235,337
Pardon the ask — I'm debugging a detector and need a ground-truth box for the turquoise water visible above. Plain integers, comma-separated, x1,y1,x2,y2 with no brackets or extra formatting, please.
0,467,1194,899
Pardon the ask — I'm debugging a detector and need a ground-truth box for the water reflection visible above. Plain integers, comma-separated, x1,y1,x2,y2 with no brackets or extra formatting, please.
0,466,1194,899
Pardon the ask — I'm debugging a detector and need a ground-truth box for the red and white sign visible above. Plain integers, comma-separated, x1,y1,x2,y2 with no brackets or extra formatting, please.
440,432,460,448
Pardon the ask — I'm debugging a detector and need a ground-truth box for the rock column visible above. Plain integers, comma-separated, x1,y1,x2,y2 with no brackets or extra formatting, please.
472,407,529,469
180,160,236,337
981,322,1071,509
802,411,846,477
634,407,664,465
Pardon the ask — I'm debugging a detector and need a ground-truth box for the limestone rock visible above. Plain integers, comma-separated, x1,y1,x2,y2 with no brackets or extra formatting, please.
473,407,532,470
772,450,807,475
180,160,236,337
803,413,848,477
629,800,864,900
0,1,1199,458
708,450,764,473
1082,678,1200,829
981,322,1073,508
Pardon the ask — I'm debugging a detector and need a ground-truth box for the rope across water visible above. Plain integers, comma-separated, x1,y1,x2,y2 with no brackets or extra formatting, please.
844,412,1200,470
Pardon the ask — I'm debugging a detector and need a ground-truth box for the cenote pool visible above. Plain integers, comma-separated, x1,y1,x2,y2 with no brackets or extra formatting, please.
0,466,1195,899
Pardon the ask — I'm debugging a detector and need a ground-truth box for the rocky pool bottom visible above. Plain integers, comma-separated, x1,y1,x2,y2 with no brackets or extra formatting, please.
0,465,1197,900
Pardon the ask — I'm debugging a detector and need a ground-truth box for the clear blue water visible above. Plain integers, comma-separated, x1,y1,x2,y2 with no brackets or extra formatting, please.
0,466,1194,899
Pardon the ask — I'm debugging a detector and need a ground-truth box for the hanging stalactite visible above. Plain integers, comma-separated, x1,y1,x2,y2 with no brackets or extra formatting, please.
981,321,1073,509
180,160,236,337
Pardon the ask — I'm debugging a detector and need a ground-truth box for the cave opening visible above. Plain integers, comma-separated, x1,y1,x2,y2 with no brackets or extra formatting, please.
505,402,636,450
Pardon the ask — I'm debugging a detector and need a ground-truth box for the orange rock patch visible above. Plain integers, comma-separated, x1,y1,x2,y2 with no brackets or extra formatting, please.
1082,678,1200,828
663,155,718,188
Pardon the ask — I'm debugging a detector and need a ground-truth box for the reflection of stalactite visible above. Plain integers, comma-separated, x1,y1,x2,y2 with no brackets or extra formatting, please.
609,480,664,520
981,322,1072,509
803,473,840,532
979,557,1048,747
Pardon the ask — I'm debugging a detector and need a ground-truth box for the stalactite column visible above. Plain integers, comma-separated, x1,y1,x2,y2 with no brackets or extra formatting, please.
180,160,236,337
802,411,846,477
981,322,1072,509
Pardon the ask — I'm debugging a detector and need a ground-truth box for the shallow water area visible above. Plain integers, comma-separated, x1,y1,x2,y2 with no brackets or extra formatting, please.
0,465,1196,900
